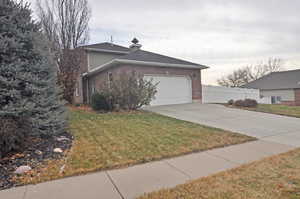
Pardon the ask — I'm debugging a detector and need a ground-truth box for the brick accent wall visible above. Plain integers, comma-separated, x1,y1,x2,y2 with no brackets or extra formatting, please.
280,89,300,106
295,89,300,106
281,101,297,106
85,64,202,104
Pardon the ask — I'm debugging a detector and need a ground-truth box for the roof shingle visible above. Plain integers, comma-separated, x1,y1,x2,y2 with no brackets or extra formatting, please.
244,69,300,90
81,42,207,69
118,50,206,68
82,42,130,52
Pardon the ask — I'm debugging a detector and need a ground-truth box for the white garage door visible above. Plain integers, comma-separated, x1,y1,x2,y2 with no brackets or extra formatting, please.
144,75,192,106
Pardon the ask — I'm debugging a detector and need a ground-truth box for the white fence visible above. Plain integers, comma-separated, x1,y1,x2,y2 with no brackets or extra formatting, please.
202,85,271,104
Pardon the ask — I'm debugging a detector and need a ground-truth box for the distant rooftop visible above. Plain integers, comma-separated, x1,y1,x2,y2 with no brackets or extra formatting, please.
244,69,300,90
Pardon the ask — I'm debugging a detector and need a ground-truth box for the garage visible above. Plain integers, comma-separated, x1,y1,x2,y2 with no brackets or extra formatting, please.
144,75,192,106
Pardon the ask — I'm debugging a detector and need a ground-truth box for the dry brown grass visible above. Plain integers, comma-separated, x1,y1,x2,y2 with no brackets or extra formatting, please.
16,109,254,185
139,148,300,199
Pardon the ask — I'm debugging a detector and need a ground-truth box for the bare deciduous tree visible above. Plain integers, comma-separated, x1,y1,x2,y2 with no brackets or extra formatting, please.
37,0,90,50
217,68,250,87
36,0,91,103
57,48,85,103
218,58,284,87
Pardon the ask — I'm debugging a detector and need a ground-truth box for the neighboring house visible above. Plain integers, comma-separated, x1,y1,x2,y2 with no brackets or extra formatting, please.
74,39,208,106
244,69,300,106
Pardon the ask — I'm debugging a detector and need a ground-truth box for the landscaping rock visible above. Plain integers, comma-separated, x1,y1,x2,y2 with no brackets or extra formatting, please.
35,150,43,155
56,136,70,142
14,166,32,174
0,131,73,191
53,148,63,153
59,164,66,174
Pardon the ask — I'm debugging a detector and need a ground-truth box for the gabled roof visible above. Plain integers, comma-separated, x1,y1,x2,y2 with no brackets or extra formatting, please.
244,69,300,90
82,42,130,53
118,50,207,68
82,42,208,76
81,42,208,77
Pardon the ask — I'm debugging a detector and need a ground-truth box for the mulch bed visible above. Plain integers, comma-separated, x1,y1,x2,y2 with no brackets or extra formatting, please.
0,132,73,190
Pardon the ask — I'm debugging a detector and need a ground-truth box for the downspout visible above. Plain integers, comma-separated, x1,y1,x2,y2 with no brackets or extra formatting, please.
86,78,90,104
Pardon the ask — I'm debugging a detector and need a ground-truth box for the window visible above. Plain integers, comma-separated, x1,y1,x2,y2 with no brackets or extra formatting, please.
276,96,282,103
271,96,282,104
108,72,113,88
91,80,96,94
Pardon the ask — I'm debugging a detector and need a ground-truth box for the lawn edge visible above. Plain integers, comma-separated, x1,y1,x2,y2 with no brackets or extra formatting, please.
138,147,299,199
223,104,300,119
14,137,256,189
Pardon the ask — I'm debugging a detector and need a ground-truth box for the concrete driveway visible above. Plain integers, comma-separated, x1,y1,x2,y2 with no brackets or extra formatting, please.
145,103,300,147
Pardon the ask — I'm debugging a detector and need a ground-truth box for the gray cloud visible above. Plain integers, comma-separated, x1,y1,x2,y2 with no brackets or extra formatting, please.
27,0,300,84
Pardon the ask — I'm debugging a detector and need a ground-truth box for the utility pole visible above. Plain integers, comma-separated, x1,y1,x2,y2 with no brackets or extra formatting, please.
110,35,114,44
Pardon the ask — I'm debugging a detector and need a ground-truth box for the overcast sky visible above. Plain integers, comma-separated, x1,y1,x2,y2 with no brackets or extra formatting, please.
27,0,300,85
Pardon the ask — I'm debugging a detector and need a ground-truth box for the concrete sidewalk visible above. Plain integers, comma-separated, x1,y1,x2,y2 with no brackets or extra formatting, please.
1,140,295,199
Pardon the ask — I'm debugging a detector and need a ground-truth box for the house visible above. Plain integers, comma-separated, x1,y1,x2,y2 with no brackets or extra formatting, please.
74,38,208,106
244,69,300,106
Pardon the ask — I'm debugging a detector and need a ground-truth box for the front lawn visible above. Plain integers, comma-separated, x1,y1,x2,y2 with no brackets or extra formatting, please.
139,148,300,199
230,104,300,118
17,108,254,185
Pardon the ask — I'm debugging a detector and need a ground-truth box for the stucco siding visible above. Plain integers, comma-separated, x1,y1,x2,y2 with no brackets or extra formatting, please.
261,89,295,101
88,51,121,71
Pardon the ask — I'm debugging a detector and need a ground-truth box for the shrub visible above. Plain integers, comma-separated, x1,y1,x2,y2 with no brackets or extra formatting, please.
228,99,234,105
98,72,157,110
244,99,258,107
234,99,258,108
91,92,111,111
0,117,31,158
234,100,245,107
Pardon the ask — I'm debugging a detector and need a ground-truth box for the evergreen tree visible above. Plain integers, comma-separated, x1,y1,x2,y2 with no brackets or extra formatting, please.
0,0,66,137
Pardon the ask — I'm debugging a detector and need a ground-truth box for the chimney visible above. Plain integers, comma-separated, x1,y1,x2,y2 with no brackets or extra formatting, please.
129,38,142,51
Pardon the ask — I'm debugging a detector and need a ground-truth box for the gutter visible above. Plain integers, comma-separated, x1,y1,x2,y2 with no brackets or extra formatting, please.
84,48,129,55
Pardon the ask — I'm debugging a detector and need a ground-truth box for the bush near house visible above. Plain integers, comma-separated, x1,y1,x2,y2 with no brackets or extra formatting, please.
91,73,158,111
0,0,66,157
228,99,234,105
231,99,258,108
91,92,111,111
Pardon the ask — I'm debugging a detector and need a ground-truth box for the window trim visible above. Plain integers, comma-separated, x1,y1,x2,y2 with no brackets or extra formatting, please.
91,79,96,94
75,82,80,97
108,72,113,88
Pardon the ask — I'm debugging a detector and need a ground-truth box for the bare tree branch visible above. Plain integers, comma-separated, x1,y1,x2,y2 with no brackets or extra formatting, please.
36,0,91,103
218,58,284,87
37,0,90,50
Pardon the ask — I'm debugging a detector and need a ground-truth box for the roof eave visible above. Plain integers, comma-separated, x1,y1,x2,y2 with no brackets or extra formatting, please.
115,59,209,69
84,48,129,55
83,59,209,77
83,60,117,77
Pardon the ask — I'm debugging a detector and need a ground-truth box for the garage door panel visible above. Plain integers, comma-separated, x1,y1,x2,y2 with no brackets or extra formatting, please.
144,75,192,106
